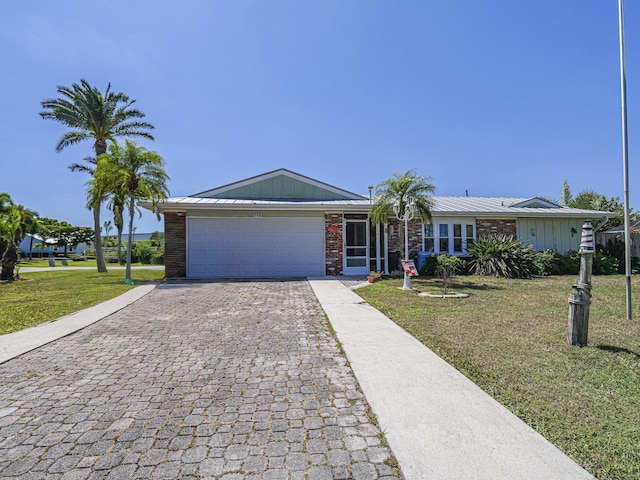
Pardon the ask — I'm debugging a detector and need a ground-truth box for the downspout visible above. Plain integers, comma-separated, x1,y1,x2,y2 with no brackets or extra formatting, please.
593,215,610,232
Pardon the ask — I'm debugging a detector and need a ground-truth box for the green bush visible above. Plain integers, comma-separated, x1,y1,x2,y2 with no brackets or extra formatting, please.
132,240,155,264
151,245,164,265
418,254,439,276
468,234,536,279
535,250,561,276
536,249,618,276
558,250,580,275
593,252,619,275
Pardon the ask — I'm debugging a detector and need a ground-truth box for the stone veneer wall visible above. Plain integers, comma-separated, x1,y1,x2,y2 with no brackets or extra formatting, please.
164,212,186,278
387,218,423,261
325,213,343,276
476,219,517,238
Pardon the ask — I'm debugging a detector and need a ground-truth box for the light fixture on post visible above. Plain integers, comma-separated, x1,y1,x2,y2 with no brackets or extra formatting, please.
395,197,417,290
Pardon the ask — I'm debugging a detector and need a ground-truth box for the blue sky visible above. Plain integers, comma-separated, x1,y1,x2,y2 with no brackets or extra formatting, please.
0,0,638,233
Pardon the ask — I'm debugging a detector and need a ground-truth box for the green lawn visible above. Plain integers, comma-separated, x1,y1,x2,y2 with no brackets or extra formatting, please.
18,258,148,268
0,269,165,335
357,275,640,480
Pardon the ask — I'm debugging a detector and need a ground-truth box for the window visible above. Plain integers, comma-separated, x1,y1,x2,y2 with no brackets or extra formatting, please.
453,224,463,253
439,224,449,252
424,219,476,255
465,224,474,250
424,223,434,252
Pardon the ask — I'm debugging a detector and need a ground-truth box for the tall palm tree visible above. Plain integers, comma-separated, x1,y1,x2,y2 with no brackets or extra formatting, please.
369,170,436,258
40,79,155,273
71,156,125,264
95,141,169,282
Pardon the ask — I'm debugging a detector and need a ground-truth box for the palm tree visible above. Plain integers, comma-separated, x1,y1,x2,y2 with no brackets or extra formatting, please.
72,156,125,264
40,79,155,273
1,203,39,280
369,170,436,260
95,140,169,282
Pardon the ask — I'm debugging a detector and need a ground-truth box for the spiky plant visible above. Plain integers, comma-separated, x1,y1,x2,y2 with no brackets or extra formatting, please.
468,234,536,279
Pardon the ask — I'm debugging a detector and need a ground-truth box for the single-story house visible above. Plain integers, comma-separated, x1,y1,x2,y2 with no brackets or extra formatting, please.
142,169,615,278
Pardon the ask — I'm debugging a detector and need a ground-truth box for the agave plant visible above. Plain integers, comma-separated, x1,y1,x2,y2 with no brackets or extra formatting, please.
468,234,536,279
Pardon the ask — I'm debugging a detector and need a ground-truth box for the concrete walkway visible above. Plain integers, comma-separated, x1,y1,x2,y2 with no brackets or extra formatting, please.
308,278,595,480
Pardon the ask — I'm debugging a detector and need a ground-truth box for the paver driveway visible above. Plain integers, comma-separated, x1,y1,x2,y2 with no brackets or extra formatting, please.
0,280,402,479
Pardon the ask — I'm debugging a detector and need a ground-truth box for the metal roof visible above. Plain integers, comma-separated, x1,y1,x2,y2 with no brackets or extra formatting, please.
143,195,615,218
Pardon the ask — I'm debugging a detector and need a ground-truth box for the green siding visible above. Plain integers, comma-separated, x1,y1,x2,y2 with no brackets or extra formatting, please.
211,175,355,201
517,218,583,253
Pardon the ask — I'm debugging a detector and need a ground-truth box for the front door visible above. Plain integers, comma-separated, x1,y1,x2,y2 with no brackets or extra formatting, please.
344,215,369,275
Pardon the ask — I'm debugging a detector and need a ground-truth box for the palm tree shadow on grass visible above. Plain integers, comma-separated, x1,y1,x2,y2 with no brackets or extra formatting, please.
594,344,640,359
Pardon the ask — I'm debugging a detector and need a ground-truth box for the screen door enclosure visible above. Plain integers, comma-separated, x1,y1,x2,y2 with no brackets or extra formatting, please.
344,215,369,275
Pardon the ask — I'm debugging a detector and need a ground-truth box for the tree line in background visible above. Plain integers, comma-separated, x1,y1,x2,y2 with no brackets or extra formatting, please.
0,194,94,280
40,79,169,282
560,180,639,231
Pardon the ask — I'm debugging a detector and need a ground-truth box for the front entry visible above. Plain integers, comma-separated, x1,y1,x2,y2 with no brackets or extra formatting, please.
343,215,369,275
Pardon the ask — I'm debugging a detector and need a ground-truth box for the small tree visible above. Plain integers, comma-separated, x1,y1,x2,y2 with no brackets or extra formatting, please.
0,206,22,280
0,203,38,280
436,255,463,294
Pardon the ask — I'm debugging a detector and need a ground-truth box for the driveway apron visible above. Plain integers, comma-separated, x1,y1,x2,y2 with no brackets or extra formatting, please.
0,280,402,479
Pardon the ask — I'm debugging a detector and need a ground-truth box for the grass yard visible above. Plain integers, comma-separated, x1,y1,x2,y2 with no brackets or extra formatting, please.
18,259,146,268
0,269,165,335
357,275,640,480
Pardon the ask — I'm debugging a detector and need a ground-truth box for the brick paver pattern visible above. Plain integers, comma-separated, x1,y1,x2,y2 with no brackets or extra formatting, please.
0,280,402,479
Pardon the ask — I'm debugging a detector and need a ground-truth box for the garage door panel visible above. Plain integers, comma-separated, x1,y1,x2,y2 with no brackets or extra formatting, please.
187,217,325,277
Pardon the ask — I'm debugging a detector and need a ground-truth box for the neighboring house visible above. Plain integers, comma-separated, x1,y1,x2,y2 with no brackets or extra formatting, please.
597,220,640,259
17,232,159,258
142,168,615,278
17,234,59,257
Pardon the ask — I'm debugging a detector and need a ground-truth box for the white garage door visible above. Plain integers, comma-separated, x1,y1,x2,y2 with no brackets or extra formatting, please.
187,217,325,277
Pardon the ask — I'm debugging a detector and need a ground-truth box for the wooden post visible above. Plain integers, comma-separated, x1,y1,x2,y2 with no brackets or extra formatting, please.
568,221,594,346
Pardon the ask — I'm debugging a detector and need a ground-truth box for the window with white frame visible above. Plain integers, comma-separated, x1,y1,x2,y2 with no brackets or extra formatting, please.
423,219,476,255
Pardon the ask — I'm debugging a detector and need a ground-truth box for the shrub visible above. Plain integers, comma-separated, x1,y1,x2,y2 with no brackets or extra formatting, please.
132,240,155,264
593,252,619,275
418,254,439,277
558,250,580,275
468,234,536,279
436,255,463,293
151,246,164,265
535,250,561,276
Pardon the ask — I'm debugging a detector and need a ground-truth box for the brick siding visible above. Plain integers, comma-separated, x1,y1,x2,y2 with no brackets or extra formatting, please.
164,212,186,277
476,219,517,238
325,214,343,275
387,218,423,261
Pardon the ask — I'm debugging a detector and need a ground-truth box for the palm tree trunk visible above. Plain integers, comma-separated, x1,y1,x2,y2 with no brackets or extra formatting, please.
93,206,107,273
125,195,135,282
117,233,123,265
1,243,18,281
114,200,125,265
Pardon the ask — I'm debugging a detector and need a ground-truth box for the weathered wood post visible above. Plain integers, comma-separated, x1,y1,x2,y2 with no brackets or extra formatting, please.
568,220,594,346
